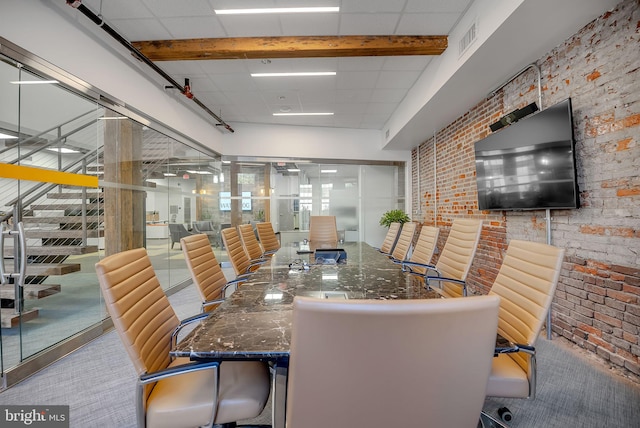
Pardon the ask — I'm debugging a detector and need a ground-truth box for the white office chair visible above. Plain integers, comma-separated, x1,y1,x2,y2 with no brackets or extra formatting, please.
286,295,501,428
480,239,565,427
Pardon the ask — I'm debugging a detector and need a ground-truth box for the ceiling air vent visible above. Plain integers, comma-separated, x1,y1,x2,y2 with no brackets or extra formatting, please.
459,20,477,57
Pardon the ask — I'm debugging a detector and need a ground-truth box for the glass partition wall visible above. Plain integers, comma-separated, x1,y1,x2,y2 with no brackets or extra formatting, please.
0,45,406,388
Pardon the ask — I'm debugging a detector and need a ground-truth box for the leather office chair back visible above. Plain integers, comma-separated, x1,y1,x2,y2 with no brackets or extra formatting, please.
180,233,226,312
255,222,280,254
309,215,338,242
407,225,440,275
390,221,417,261
379,222,401,254
96,248,270,428
238,223,264,260
487,239,565,398
97,248,177,379
287,295,500,428
221,226,258,276
434,218,483,298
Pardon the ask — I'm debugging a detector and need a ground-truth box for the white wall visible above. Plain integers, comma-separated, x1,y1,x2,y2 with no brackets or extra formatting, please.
223,122,409,163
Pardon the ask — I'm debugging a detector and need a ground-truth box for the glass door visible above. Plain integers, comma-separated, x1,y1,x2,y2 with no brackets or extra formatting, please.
0,54,104,377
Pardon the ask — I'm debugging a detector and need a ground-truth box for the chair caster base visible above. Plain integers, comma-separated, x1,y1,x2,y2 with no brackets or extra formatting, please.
498,406,513,422
479,410,510,428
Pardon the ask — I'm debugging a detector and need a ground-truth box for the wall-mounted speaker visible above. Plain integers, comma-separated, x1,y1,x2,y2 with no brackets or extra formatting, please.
490,102,539,132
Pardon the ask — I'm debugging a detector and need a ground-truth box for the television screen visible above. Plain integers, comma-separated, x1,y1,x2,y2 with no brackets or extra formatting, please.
474,98,579,211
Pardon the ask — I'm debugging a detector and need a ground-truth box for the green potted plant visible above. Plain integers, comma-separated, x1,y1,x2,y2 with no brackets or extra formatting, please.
379,209,410,228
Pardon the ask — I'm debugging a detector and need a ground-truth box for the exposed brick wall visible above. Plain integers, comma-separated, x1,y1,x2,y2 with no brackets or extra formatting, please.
411,0,640,379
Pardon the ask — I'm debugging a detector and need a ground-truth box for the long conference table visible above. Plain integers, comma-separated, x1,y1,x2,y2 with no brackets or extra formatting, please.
171,241,513,427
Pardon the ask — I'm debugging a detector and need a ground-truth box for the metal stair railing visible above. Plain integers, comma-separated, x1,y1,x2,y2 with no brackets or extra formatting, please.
0,110,97,159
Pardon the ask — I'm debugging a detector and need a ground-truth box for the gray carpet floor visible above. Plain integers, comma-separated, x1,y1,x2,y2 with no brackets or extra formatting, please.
1,282,639,428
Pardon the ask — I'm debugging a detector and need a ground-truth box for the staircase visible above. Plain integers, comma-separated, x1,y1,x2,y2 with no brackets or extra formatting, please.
0,189,103,328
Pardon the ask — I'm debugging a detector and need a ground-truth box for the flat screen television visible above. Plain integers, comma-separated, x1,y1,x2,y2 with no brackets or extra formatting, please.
474,98,579,211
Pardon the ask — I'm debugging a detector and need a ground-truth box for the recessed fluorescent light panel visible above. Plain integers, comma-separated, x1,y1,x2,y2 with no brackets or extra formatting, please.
321,169,337,173
0,132,18,139
46,147,80,154
251,72,336,77
215,7,339,15
186,170,213,175
10,80,59,85
273,112,334,116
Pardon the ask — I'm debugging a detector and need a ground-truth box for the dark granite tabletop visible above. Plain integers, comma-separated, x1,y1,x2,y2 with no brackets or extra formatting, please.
172,242,440,360
173,241,515,361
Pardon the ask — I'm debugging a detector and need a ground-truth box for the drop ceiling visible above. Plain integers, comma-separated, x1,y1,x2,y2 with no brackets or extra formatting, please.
79,0,472,130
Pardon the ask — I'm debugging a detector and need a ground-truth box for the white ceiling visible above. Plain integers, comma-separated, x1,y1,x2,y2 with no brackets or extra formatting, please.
77,0,617,151
80,0,473,130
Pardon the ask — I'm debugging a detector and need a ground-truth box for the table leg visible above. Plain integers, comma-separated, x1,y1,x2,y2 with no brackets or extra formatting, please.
272,361,288,428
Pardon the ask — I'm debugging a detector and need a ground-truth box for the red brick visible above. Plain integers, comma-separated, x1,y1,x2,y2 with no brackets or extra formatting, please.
594,312,623,328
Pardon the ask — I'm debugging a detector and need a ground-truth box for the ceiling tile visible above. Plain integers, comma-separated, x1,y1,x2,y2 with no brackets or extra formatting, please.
216,15,283,37
336,71,379,89
376,71,421,89
338,13,401,35
109,18,172,41
338,57,386,71
83,0,154,19
404,0,473,13
396,13,460,35
335,89,373,104
210,74,259,91
280,15,340,35
140,0,215,18
160,16,227,39
370,88,408,103
340,0,408,13
382,56,432,71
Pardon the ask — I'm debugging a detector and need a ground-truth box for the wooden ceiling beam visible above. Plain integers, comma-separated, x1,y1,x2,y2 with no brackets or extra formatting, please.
131,35,448,61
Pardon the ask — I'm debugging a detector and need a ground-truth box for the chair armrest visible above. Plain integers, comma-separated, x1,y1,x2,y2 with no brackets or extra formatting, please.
263,249,278,256
139,360,219,385
425,275,468,296
222,277,247,294
243,258,269,273
400,261,439,275
514,343,536,354
171,312,209,347
202,298,226,311
425,276,466,286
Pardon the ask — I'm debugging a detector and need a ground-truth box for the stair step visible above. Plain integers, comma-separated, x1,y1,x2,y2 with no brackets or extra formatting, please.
0,284,61,300
21,216,101,224
30,203,102,210
27,263,82,276
4,245,98,256
25,230,104,239
46,192,103,199
0,308,39,328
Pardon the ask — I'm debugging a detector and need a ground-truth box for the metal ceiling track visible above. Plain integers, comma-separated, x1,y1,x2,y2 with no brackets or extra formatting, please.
66,0,234,133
